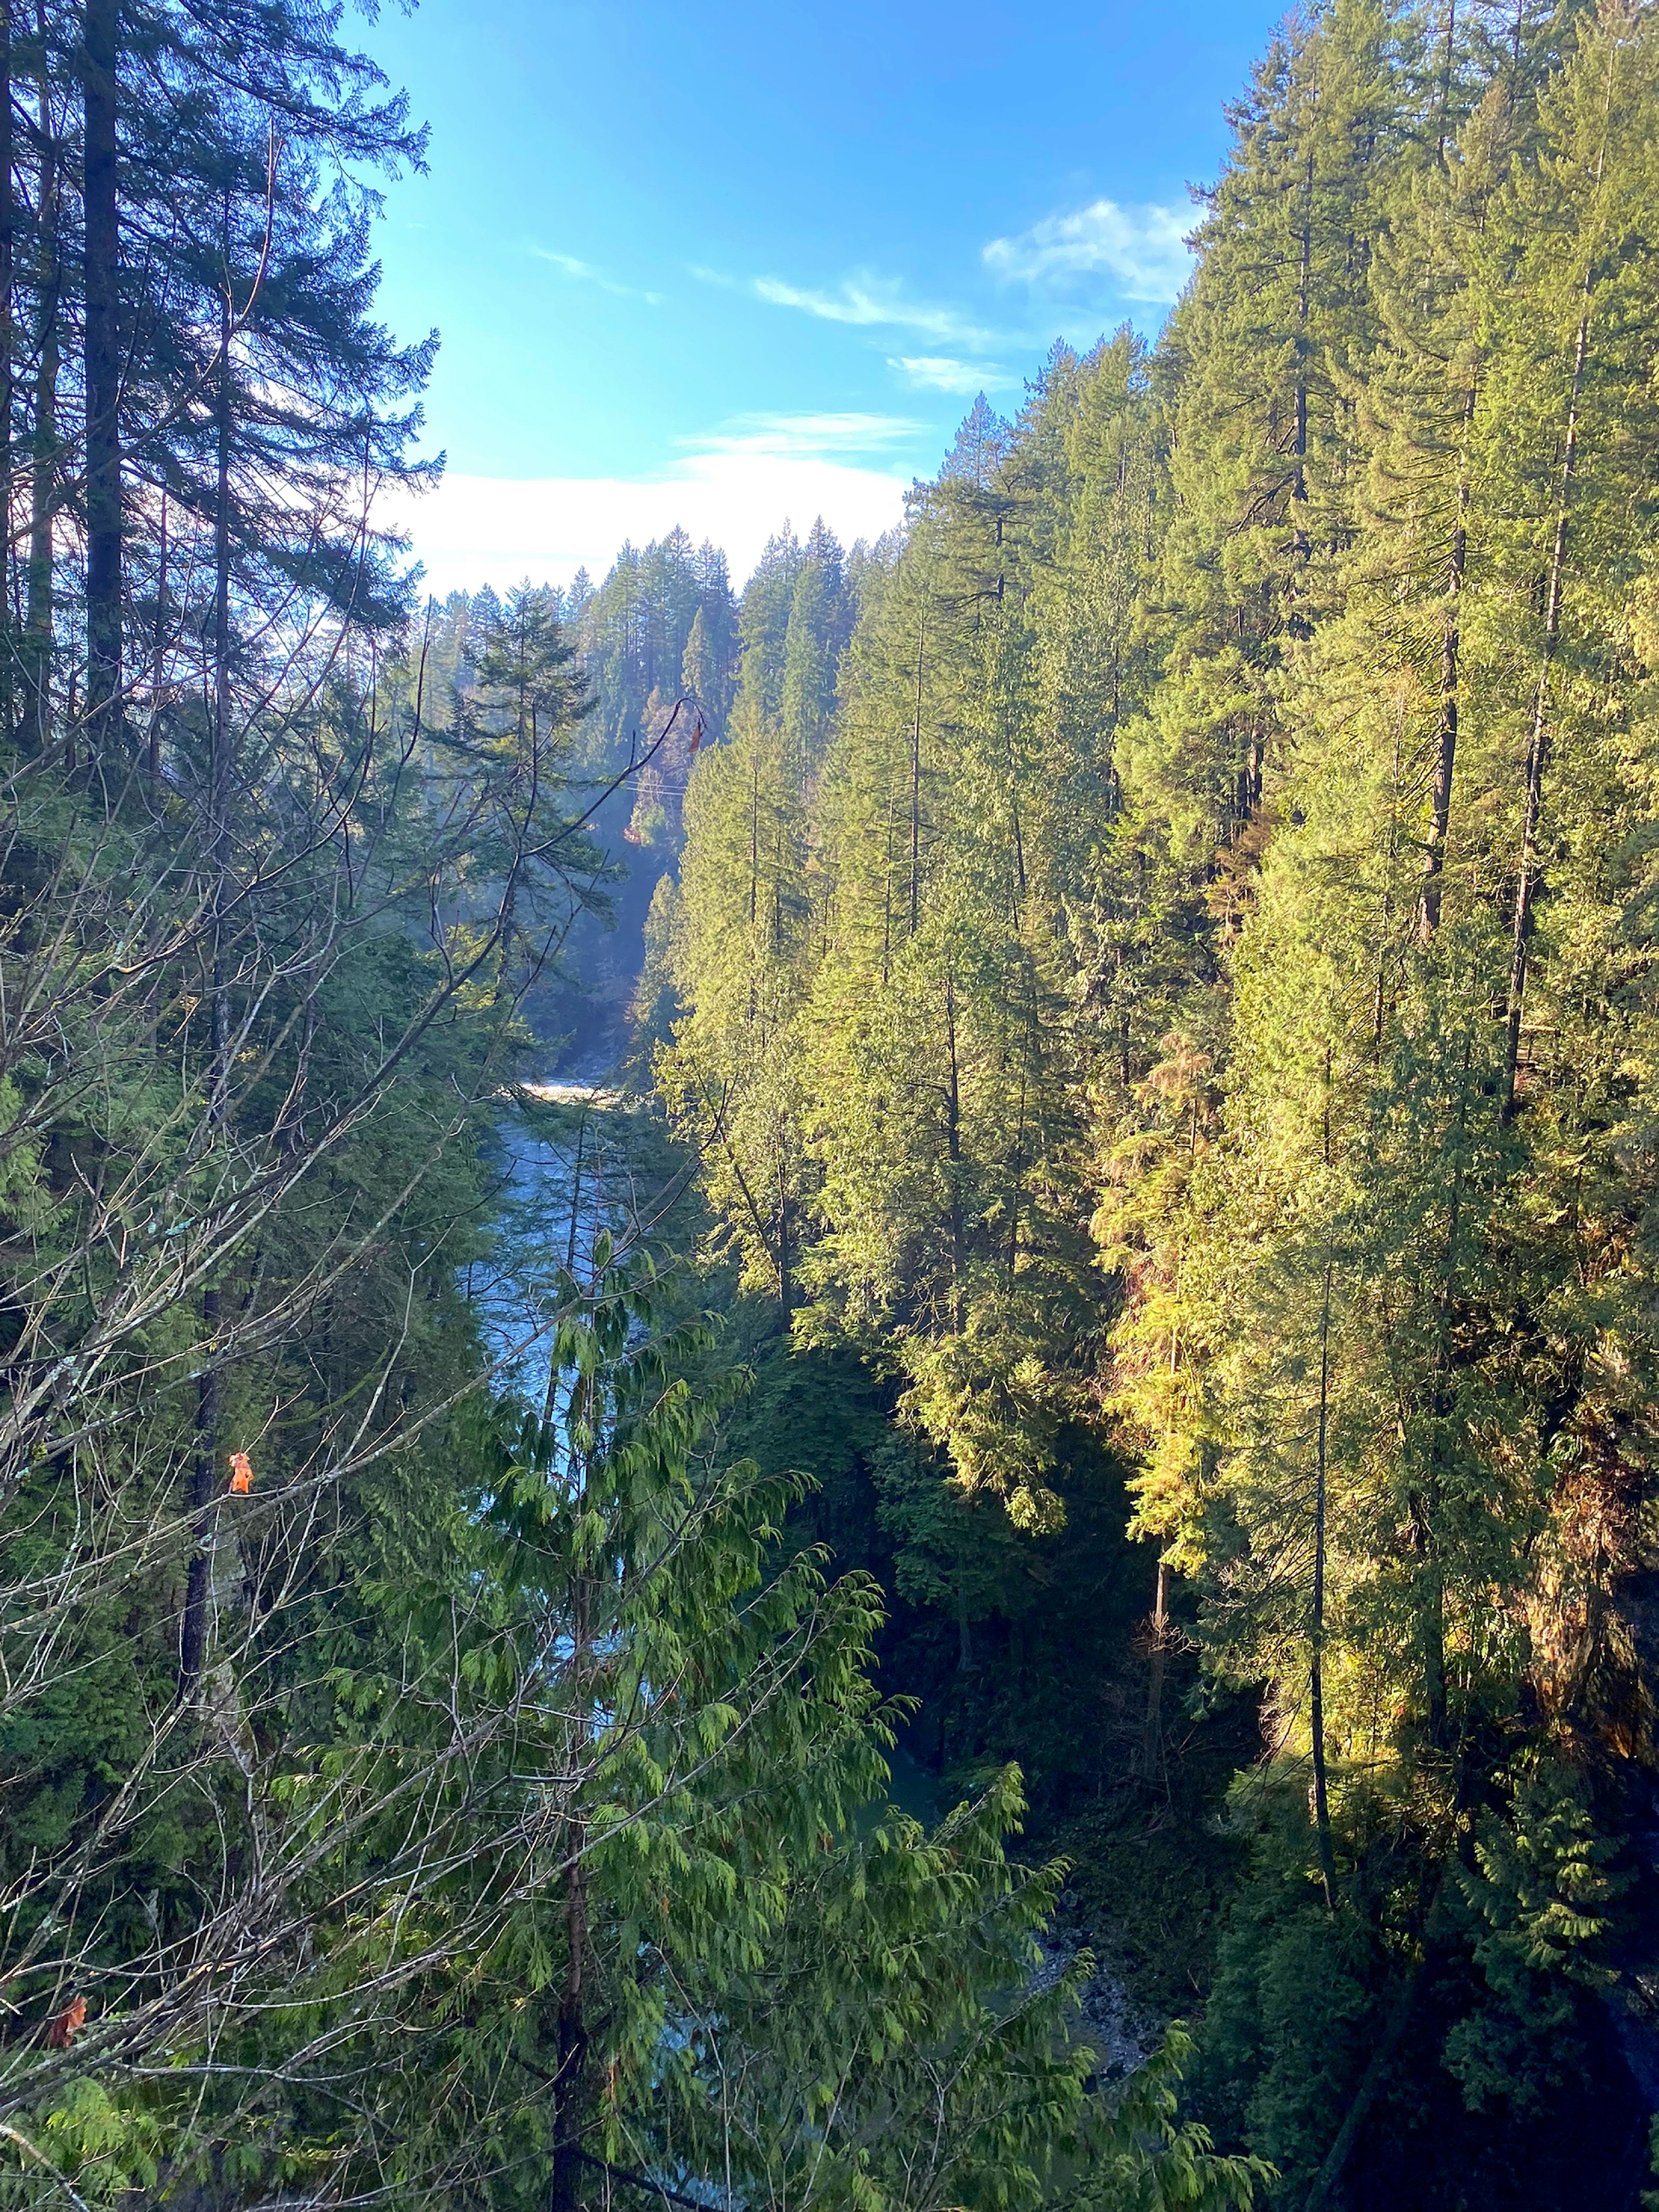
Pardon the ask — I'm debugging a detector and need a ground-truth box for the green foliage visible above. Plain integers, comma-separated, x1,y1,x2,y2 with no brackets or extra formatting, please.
15,0,1659,2198
1192,1776,1387,2188
1069,2029,1274,2212
656,4,1659,2200
1442,1758,1629,2116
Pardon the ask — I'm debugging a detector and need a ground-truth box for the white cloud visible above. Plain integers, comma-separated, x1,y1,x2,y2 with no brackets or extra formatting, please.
530,246,661,305
690,411,922,457
378,416,916,599
983,200,1193,305
891,355,1011,394
743,270,1001,351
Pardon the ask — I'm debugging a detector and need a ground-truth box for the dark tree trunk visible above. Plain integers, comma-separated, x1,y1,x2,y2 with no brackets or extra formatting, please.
149,490,165,782
1311,1254,1337,1911
908,612,923,935
178,1280,219,1690
1291,146,1312,571
944,966,964,1333
1143,1557,1170,1774
550,1850,588,2212
1502,307,1587,1117
82,0,122,753
550,1568,591,2212
179,268,235,1700
0,2,13,744
1417,389,1474,943
23,22,58,760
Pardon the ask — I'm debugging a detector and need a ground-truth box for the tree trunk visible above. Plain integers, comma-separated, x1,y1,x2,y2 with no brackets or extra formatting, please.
880,799,893,986
1435,0,1457,168
179,966,229,1694
1502,84,1606,1112
0,2,13,744
180,266,234,1699
944,966,964,1333
1291,145,1313,574
1143,1557,1170,1775
550,1846,589,2212
748,760,758,926
211,236,232,899
1311,1253,1337,1911
178,1280,219,1690
1500,308,1586,1114
908,612,923,935
551,1567,591,2212
1303,1957,1429,2210
148,489,165,782
1417,1037,1470,1749
1418,385,1475,942
23,25,58,760
82,0,122,754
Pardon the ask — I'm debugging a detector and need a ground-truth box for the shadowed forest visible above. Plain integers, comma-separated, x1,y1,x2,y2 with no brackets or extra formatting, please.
1,1,1658,2208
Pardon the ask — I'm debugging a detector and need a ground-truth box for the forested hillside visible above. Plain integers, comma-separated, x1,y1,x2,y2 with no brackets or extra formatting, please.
650,0,1659,2202
3,0,1659,2207
407,521,881,1068
0,0,1262,2206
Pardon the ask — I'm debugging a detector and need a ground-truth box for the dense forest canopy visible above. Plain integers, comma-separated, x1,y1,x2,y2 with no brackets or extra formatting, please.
0,0,1658,2208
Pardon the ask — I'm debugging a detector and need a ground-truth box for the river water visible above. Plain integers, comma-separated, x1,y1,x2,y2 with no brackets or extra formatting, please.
469,1075,637,1412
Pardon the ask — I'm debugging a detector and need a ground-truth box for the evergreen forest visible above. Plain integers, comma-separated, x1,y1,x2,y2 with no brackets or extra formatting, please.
1,0,1658,2207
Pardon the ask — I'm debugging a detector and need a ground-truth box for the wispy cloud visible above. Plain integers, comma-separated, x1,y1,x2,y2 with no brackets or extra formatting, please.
738,270,1001,351
890,355,1012,395
379,413,919,600
683,411,923,459
983,200,1193,305
530,246,662,306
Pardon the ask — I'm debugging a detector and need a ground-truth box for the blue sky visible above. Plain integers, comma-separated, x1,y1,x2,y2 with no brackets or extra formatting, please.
364,0,1278,595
